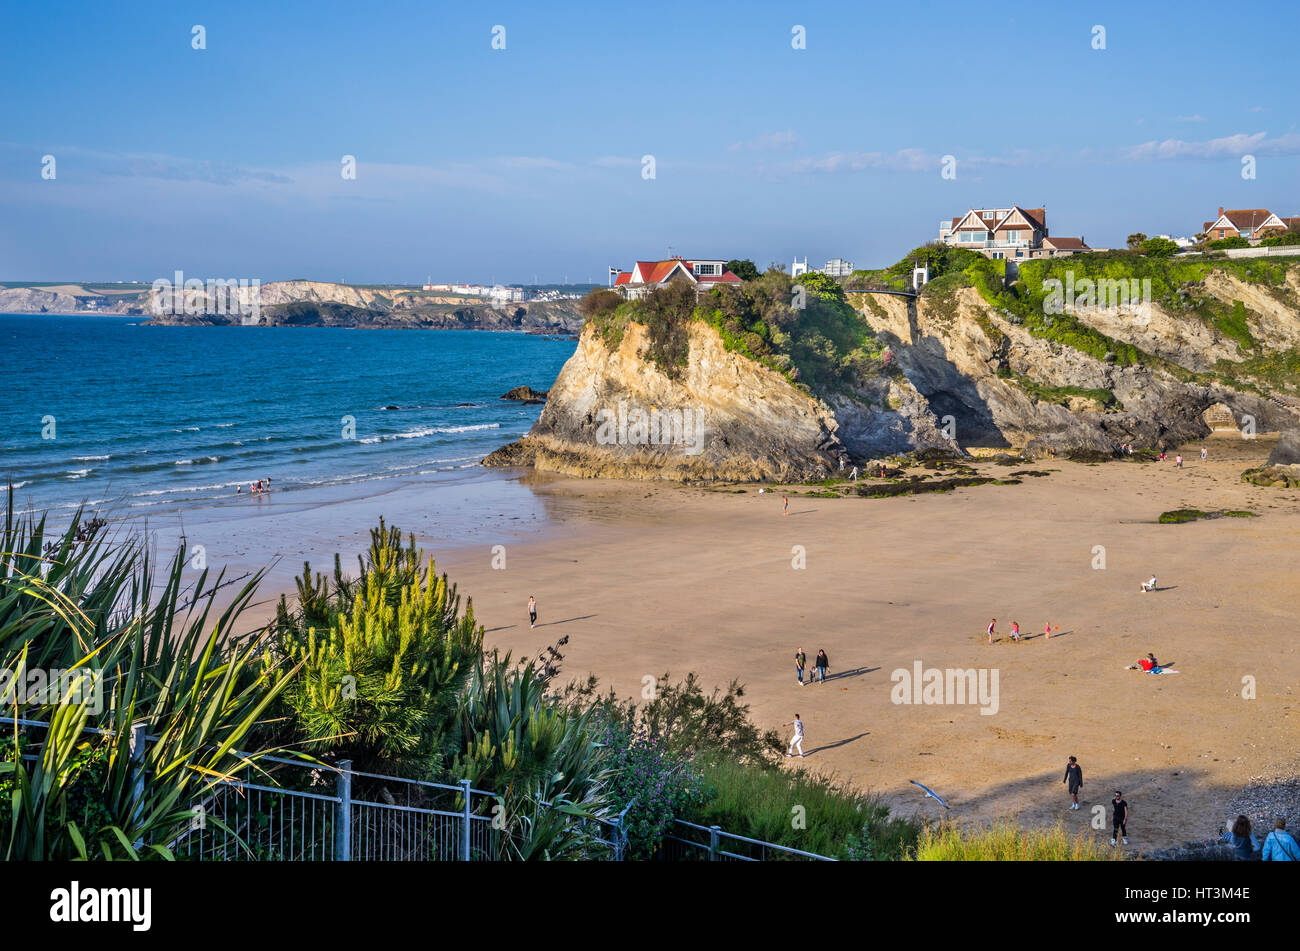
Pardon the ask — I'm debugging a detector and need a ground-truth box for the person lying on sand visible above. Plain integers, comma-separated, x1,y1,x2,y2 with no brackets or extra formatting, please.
1128,653,1175,674
1140,575,1157,593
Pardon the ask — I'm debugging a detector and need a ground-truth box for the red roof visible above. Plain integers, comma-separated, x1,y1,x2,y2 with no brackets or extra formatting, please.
613,272,631,285
696,271,741,283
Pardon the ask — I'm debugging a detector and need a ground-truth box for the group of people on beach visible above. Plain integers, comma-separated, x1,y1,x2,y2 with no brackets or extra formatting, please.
793,647,830,686
237,477,272,496
985,618,1055,644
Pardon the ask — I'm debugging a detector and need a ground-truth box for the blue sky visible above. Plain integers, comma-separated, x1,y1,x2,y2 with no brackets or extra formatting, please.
2,0,1298,284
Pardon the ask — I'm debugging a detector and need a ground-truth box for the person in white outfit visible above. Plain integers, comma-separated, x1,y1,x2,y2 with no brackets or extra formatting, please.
784,714,805,757
1140,576,1157,593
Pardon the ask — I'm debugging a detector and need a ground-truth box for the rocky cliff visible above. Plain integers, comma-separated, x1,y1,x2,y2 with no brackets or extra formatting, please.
846,273,1300,452
0,280,583,333
142,280,583,333
486,258,1300,482
483,321,953,481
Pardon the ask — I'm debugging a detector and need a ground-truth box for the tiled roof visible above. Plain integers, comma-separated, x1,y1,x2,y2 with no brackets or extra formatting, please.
1042,236,1088,250
1215,209,1275,230
614,272,631,286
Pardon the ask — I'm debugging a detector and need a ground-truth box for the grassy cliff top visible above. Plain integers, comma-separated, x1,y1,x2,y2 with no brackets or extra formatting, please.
580,270,898,397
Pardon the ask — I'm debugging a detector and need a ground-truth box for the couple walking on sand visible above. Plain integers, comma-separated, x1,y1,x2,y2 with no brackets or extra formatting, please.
1062,757,1130,846
794,647,829,685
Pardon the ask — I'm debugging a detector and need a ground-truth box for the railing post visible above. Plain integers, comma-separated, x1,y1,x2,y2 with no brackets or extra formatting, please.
460,779,472,861
335,759,352,861
129,722,147,849
709,825,721,862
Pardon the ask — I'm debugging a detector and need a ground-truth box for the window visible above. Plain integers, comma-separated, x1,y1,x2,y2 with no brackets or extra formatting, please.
694,262,717,275
982,211,995,220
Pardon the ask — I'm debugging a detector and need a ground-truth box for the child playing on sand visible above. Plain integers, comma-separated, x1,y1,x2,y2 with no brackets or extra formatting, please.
1010,621,1021,642
1201,447,1208,461
1044,621,1053,640
1140,575,1157,593
987,618,997,644
1175,454,1183,469
782,495,789,516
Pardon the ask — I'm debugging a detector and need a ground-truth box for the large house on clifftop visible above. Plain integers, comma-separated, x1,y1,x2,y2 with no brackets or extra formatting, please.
938,206,1091,260
611,257,741,299
1201,207,1300,243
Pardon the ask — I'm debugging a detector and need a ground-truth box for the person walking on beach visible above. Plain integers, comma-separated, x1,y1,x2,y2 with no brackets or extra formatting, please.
794,647,807,686
1010,620,1021,642
1175,453,1183,469
986,618,997,645
1044,620,1054,640
1221,815,1258,861
1262,818,1300,861
527,595,537,629
814,649,829,683
1201,446,1208,461
1063,756,1083,810
783,714,805,757
782,494,789,516
1111,791,1129,846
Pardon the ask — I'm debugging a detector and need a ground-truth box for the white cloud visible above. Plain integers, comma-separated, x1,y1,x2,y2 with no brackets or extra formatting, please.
728,130,799,152
1124,131,1300,161
1175,114,1206,122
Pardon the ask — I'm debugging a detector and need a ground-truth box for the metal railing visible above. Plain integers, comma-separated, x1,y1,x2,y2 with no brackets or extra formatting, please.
2,716,832,862
660,819,837,862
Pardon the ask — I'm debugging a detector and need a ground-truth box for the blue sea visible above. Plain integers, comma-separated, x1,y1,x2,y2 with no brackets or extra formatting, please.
0,314,574,519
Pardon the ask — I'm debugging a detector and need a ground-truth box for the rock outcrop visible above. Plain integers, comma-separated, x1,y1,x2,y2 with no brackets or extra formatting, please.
484,321,954,481
1241,428,1300,487
847,285,1300,452
500,386,549,402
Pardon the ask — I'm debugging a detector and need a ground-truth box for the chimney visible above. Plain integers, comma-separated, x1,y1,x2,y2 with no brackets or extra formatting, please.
1218,206,1224,216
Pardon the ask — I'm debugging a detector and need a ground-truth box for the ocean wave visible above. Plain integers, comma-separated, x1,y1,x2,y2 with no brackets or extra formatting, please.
73,454,110,461
173,456,220,466
358,423,500,445
66,469,91,479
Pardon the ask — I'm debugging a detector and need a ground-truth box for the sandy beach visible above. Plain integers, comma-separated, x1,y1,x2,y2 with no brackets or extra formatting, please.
175,432,1300,852
419,433,1299,852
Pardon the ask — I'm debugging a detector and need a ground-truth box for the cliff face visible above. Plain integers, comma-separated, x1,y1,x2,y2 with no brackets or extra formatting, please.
849,282,1300,451
487,262,1300,482
484,321,954,481
141,280,583,333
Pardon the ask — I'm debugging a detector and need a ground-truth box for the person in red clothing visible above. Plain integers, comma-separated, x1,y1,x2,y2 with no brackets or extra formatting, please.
986,618,996,645
1138,653,1159,672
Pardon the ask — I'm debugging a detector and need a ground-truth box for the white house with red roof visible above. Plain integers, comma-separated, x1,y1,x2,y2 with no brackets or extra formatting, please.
938,206,1090,260
1201,207,1299,244
611,257,742,299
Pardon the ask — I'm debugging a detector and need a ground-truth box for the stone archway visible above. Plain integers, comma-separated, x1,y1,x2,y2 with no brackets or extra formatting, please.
1201,402,1237,431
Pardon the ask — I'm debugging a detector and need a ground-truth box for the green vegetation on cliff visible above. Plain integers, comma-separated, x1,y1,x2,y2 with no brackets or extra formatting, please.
580,270,895,397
